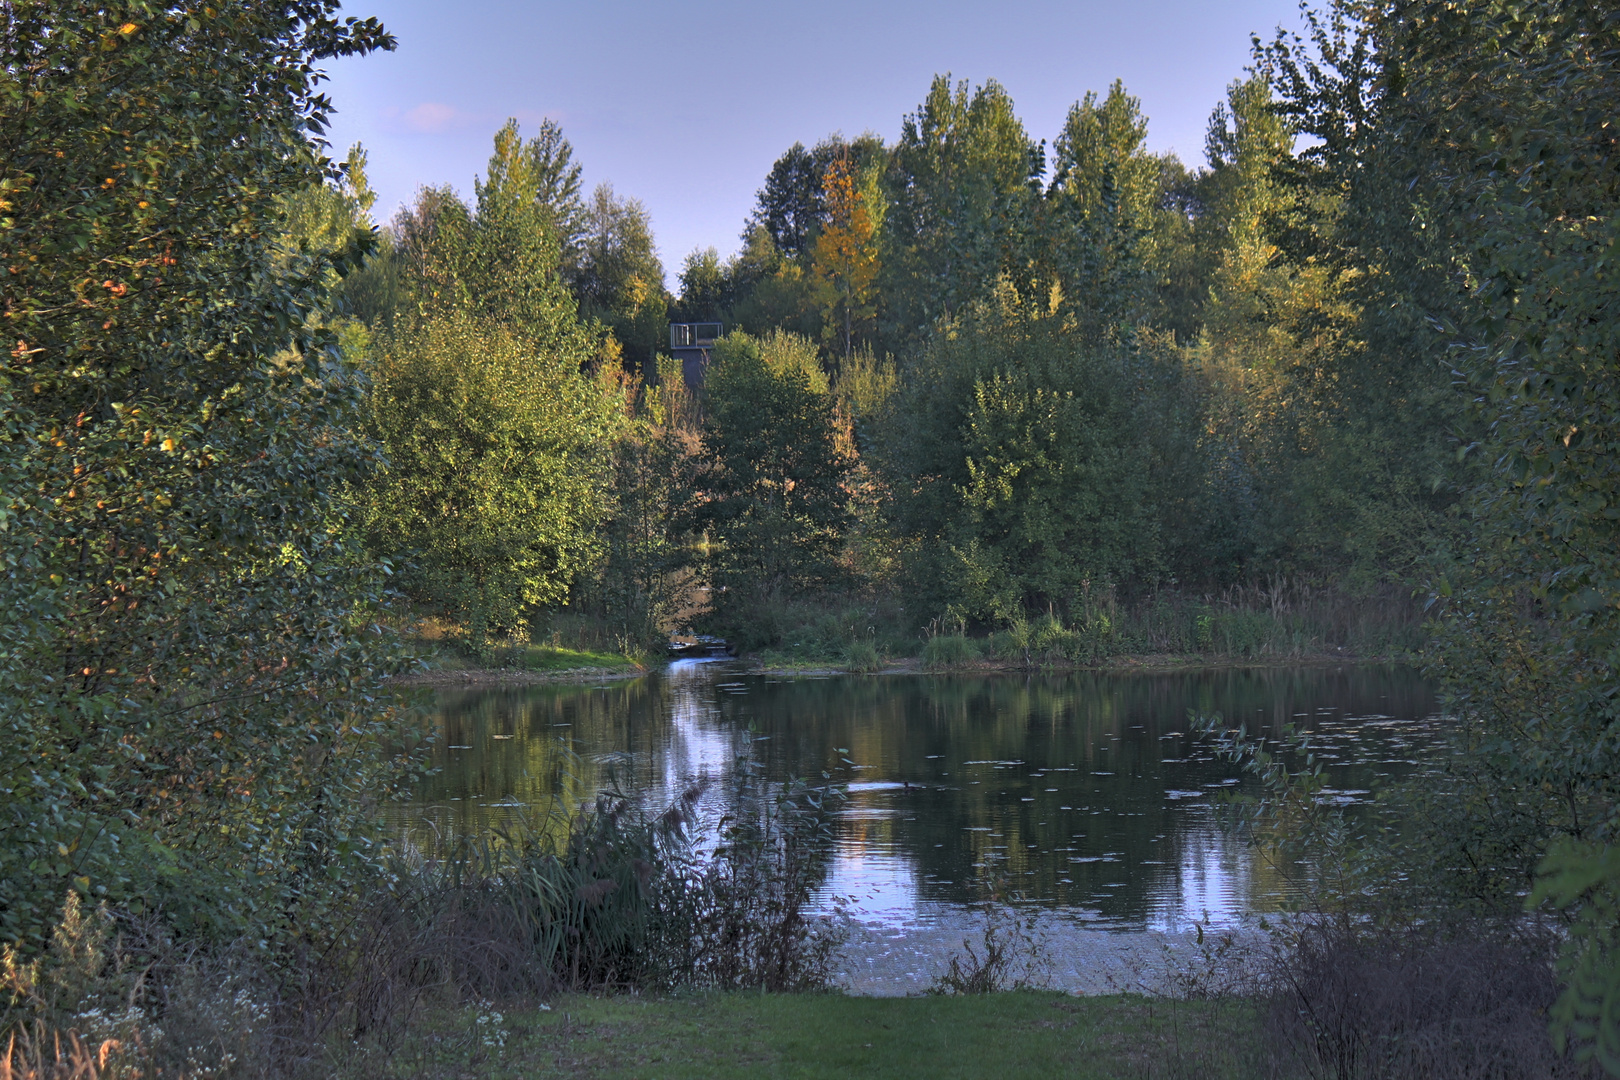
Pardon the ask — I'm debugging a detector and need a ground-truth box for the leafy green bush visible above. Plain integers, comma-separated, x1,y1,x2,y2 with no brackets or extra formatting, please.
366,310,619,649
986,624,1029,664
1029,614,1082,663
0,0,405,953
872,303,1206,623
1074,610,1121,661
1531,839,1620,1072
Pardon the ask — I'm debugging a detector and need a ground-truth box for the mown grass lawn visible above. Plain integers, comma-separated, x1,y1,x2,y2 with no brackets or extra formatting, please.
373,992,1259,1079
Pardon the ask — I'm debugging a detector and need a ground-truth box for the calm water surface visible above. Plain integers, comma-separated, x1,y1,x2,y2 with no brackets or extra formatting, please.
405,661,1441,932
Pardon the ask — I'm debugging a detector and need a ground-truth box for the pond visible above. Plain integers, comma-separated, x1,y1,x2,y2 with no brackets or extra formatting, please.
405,661,1442,939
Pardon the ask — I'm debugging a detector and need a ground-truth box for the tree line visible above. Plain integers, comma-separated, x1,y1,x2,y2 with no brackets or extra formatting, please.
314,68,1466,655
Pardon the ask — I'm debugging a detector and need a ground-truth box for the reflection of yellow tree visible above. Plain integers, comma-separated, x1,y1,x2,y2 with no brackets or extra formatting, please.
412,678,678,849
811,155,880,359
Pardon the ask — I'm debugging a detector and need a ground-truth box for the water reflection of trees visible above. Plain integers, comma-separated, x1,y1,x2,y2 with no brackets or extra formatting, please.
726,667,1433,922
405,665,1437,926
406,676,686,847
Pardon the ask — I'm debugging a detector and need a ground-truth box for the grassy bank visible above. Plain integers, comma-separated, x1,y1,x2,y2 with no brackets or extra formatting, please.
347,991,1256,1079
384,610,647,682
406,640,644,678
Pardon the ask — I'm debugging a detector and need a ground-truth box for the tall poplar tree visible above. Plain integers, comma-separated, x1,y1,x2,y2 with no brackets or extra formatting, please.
1046,80,1162,332
879,77,1044,352
570,182,670,374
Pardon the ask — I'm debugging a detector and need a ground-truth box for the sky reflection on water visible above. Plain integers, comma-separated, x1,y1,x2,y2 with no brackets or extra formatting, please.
405,660,1440,932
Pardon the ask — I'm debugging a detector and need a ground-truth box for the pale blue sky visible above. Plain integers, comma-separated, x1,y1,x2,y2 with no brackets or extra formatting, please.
318,0,1307,287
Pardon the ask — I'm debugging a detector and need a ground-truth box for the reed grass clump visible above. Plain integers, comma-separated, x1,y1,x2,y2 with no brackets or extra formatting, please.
937,578,1424,669
1,1023,151,1080
842,641,883,673
928,875,1048,995
921,634,980,669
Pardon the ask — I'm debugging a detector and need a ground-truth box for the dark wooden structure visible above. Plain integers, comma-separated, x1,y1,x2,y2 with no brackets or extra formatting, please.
669,322,722,390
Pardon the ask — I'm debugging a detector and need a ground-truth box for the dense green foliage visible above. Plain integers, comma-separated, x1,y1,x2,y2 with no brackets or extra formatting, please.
879,78,1043,350
0,0,400,949
872,307,1201,622
1347,2,1620,1063
365,312,617,642
698,332,850,645
668,70,1470,622
574,357,701,649
1189,2,1620,1065
347,123,629,648
570,183,669,372
329,66,1455,654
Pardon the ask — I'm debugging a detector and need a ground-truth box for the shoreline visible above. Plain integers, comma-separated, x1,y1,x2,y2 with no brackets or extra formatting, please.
384,648,1412,688
384,662,647,688
826,908,1275,997
744,648,1411,679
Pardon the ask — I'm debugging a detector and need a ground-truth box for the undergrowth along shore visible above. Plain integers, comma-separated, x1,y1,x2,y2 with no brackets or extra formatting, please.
1,765,849,1079
392,582,1425,682
738,581,1423,674
3,896,1589,1078
390,644,1400,687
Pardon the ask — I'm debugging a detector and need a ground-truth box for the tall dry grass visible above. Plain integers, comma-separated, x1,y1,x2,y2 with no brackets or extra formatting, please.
1,1025,146,1080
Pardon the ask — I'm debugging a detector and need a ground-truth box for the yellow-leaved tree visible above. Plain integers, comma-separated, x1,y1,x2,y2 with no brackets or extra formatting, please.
811,154,881,359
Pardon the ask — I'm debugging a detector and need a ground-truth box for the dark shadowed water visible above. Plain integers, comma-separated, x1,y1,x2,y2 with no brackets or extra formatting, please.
403,660,1441,932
